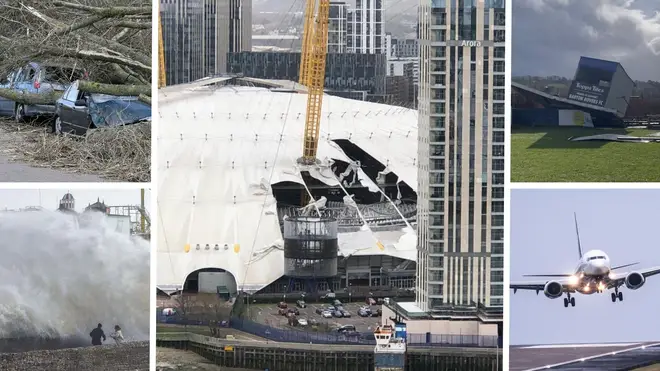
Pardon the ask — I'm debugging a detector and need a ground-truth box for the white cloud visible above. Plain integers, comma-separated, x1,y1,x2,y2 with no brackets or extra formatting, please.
514,0,660,80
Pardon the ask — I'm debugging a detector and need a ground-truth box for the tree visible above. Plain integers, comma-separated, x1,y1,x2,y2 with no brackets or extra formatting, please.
0,0,151,104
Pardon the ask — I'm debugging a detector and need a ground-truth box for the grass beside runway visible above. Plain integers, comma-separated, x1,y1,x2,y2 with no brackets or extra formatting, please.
511,127,660,182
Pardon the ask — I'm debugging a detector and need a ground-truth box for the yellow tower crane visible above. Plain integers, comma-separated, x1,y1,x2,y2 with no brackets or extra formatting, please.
158,9,166,88
299,0,331,164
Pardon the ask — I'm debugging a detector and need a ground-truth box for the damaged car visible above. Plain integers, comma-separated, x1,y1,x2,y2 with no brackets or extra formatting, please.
0,62,81,121
53,80,151,136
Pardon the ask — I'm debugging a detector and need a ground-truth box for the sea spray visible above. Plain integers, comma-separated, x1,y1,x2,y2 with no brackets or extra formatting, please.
0,209,150,345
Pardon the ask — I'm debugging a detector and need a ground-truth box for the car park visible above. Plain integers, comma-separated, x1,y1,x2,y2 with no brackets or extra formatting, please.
297,318,308,326
278,308,288,316
321,310,332,318
288,307,299,315
296,300,307,308
340,310,351,318
277,301,288,309
333,310,343,318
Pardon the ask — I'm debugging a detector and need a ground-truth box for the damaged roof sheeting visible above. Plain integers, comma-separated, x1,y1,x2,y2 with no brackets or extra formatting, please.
157,85,418,293
88,95,151,128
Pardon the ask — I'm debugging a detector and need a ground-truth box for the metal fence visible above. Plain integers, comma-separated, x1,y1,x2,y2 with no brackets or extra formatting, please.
157,312,501,348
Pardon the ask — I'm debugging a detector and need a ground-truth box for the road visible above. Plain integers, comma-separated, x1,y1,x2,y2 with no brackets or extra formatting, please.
0,153,102,181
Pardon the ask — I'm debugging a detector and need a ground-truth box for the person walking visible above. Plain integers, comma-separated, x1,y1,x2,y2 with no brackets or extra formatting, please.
109,325,124,344
90,323,106,346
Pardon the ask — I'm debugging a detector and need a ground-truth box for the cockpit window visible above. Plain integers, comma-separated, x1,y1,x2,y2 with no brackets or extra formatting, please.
587,256,606,261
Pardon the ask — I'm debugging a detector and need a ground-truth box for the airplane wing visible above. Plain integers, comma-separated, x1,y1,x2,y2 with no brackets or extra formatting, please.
609,266,660,287
511,279,576,294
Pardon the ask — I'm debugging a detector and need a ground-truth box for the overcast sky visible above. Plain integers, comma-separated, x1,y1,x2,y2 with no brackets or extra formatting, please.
513,0,660,81
0,189,151,212
510,189,660,345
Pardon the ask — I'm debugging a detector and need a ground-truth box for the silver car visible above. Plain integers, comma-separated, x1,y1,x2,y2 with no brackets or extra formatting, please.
0,62,81,121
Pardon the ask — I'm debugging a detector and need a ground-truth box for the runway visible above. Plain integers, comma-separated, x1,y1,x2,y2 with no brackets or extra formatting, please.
510,342,660,371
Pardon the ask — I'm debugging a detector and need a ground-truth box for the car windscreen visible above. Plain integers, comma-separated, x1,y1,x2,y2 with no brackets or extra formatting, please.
88,94,151,127
42,66,79,84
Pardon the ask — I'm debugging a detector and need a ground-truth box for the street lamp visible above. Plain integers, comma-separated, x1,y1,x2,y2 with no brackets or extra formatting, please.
349,283,352,303
283,285,287,302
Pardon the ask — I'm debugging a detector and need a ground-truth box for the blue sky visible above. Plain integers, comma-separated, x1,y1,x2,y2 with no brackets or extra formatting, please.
513,0,660,80
510,189,660,345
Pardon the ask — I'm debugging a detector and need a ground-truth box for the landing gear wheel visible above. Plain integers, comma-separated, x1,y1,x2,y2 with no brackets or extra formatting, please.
618,292,623,301
570,297,575,307
611,292,616,302
563,298,568,307
14,104,24,123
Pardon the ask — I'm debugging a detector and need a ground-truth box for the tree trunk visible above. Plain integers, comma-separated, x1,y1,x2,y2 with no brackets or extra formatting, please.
0,89,61,105
79,81,151,97
0,81,152,106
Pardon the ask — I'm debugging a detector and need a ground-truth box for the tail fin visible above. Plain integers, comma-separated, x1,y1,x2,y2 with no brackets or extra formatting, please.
574,212,583,259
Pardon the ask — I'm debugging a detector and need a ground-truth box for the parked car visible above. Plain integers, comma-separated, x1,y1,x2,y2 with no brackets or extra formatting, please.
53,80,151,136
333,299,342,307
277,301,288,309
321,292,336,299
321,310,332,318
296,300,306,308
297,318,308,326
365,297,376,305
315,308,324,315
287,308,300,315
371,308,382,317
333,310,343,318
358,307,371,317
0,62,82,121
340,310,351,318
337,325,356,333
308,318,318,326
278,308,288,316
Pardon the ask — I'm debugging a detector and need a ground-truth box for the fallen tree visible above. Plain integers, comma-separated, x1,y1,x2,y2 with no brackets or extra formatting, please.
0,81,151,105
0,0,151,102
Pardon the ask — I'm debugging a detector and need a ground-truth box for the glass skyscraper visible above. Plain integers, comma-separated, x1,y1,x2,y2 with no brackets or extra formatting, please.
416,0,506,316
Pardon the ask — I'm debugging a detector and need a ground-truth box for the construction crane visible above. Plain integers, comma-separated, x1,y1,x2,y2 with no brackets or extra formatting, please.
299,0,331,164
158,7,166,88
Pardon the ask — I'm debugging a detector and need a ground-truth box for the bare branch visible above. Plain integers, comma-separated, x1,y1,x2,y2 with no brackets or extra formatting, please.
110,21,151,29
52,1,150,16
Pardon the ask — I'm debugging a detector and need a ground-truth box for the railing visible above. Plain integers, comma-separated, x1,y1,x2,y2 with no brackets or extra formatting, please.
156,314,501,348
277,201,417,227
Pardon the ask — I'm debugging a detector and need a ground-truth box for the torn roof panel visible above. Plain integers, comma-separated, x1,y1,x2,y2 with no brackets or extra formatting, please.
157,86,418,292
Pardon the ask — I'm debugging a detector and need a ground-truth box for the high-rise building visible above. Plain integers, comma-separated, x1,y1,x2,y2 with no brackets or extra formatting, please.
347,0,385,54
160,0,252,85
415,0,506,320
328,1,349,53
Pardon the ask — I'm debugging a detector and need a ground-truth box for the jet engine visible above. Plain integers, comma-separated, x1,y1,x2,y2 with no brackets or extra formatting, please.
544,281,563,298
625,272,645,290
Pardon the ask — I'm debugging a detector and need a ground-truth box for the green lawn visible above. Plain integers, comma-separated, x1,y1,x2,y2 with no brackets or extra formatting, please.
511,127,660,182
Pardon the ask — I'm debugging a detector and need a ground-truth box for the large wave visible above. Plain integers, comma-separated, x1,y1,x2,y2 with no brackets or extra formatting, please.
0,210,150,348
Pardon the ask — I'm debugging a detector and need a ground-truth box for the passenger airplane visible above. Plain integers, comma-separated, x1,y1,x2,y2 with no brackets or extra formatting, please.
511,213,660,308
